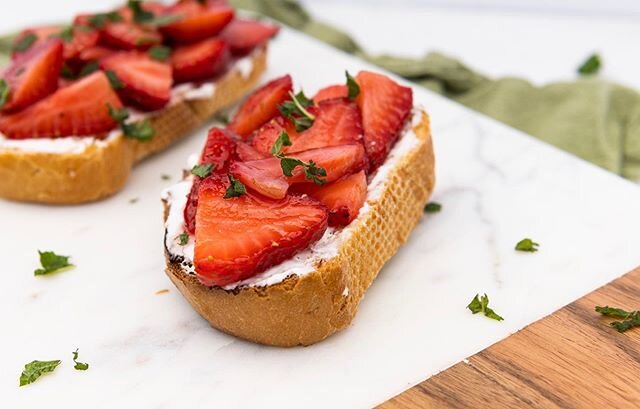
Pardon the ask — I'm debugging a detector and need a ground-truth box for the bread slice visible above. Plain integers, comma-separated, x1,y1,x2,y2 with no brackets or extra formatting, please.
164,111,435,347
0,47,268,204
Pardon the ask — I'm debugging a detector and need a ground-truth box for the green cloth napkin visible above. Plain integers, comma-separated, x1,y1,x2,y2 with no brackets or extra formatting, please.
230,0,640,179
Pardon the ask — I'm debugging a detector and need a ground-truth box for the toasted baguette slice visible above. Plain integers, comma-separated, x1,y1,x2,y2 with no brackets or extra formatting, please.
0,48,268,204
164,111,435,347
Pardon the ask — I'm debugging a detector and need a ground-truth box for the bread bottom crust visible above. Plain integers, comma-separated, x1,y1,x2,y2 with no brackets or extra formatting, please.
165,112,435,347
0,48,268,204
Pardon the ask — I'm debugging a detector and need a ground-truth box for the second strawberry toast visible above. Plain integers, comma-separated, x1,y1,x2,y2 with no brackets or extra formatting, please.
163,71,435,346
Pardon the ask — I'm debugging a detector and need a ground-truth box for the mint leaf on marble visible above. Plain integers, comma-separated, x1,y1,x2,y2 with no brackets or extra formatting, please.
34,251,74,276
191,163,214,178
19,360,61,386
424,202,441,213
467,293,504,321
515,238,539,252
72,349,89,371
577,53,601,76
345,70,360,100
596,305,640,332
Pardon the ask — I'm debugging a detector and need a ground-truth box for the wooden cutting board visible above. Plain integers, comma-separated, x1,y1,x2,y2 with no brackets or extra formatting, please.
380,267,640,408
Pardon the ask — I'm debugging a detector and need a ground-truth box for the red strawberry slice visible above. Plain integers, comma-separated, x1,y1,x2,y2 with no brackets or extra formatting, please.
2,38,63,113
236,141,269,162
12,26,99,61
220,19,280,56
0,71,122,139
101,52,172,111
248,117,294,157
230,144,367,199
184,128,239,233
228,74,292,137
294,170,367,227
76,45,116,63
313,85,347,103
101,22,162,50
170,38,229,83
194,176,328,286
161,2,234,44
356,71,413,171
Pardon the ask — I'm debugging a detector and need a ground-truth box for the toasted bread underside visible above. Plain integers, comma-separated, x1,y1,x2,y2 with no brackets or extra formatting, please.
0,48,268,204
165,112,435,347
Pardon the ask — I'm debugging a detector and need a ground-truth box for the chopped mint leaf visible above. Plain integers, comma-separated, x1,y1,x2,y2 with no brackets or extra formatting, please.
129,197,139,204
0,79,9,109
214,112,229,125
161,174,171,181
596,305,640,332
424,202,441,213
191,163,214,178
224,174,247,199
279,90,315,132
578,53,601,75
19,360,61,386
467,293,504,321
271,130,292,156
105,70,124,89
595,305,634,319
52,26,74,43
78,61,99,78
13,33,37,53
515,238,539,252
178,232,189,246
107,104,129,123
128,0,154,23
345,71,360,100
34,251,74,276
72,349,89,371
88,11,123,29
107,104,155,141
149,45,171,61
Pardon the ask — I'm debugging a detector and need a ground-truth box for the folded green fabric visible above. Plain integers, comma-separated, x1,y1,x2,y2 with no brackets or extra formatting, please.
229,0,640,179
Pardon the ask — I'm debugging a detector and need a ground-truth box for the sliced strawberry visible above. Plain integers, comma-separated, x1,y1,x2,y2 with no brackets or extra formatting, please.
12,26,99,61
248,117,291,157
170,38,229,83
101,52,172,111
100,22,162,50
11,26,61,59
184,128,239,233
2,39,63,113
0,71,122,139
161,2,234,44
194,176,328,286
230,144,367,199
76,45,116,63
294,170,367,227
228,74,292,137
236,141,269,162
63,29,100,60
220,19,280,56
356,71,413,171
313,85,347,103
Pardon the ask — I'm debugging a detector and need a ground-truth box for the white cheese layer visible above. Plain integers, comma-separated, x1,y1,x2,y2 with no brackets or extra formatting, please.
162,110,424,290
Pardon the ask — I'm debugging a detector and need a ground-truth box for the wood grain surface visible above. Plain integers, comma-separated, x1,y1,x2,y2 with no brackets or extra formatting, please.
380,267,640,409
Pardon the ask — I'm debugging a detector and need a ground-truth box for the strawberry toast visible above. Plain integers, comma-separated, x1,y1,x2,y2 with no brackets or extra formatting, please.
0,0,279,204
162,71,435,346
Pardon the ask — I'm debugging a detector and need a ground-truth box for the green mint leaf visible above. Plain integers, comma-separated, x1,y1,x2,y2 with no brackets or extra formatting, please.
52,26,74,43
345,71,360,100
128,0,154,23
610,312,640,332
107,104,130,123
595,305,634,319
72,349,89,371
122,119,154,141
214,112,229,125
19,360,61,386
149,45,171,61
149,14,183,27
105,70,124,89
278,90,315,131
178,232,189,246
515,238,539,252
191,163,214,178
0,79,9,109
467,293,504,321
224,174,247,199
303,160,327,185
271,131,292,156
578,53,601,75
161,174,171,181
424,202,441,213
88,11,123,29
279,157,301,177
78,61,99,78
13,33,37,53
34,250,74,276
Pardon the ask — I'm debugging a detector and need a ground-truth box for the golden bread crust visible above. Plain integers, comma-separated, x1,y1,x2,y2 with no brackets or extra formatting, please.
165,112,435,347
0,48,268,204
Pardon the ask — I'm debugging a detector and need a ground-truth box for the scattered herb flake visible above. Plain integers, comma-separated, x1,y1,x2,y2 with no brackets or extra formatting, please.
0,79,9,109
107,104,155,141
52,26,74,43
13,33,37,53
161,174,171,181
149,45,171,61
156,289,170,295
214,112,229,125
278,90,315,132
345,71,360,100
19,360,61,386
515,238,539,252
596,305,640,332
578,53,601,75
105,70,124,89
178,232,189,246
424,202,441,213
34,251,74,276
128,0,154,23
191,163,214,178
271,131,327,185
78,61,99,78
467,293,504,321
72,349,89,371
129,197,139,204
88,11,123,29
271,130,292,156
224,174,247,199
